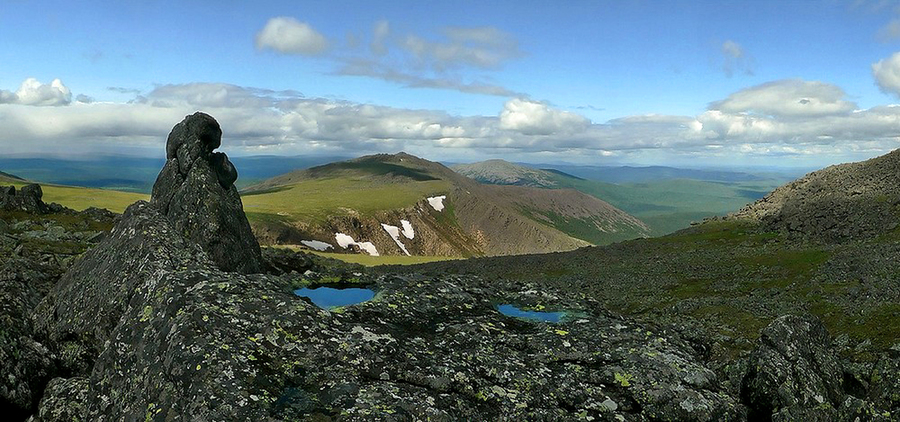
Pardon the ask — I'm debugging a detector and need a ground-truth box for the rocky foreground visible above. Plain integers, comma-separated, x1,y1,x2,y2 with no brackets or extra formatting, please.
2,113,898,421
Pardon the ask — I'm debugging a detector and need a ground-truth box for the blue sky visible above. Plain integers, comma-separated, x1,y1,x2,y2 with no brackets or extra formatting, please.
2,0,900,167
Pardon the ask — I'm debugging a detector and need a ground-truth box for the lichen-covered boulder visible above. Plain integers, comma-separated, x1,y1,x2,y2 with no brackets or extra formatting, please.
150,112,262,274
1,184,49,214
28,377,89,422
0,265,55,420
33,201,211,376
741,315,844,419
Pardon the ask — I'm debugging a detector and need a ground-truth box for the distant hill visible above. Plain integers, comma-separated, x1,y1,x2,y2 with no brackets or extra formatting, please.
544,164,766,184
453,159,790,236
243,153,649,257
451,159,567,188
0,155,349,193
0,170,24,183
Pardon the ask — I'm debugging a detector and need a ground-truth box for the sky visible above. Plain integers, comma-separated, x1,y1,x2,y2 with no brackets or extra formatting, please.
1,0,900,168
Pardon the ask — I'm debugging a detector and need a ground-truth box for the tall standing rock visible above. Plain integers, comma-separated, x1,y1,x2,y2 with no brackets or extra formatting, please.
150,112,263,273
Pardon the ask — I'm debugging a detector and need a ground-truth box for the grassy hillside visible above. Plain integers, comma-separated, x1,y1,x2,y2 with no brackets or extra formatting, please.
243,153,648,256
1,177,147,213
243,177,451,225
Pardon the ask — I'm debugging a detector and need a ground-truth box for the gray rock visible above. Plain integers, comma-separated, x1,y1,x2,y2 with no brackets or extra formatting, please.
0,184,49,214
741,315,844,419
29,377,89,422
150,112,263,274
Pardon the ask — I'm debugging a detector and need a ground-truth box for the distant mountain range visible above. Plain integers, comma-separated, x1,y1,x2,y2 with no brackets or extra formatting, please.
243,152,649,257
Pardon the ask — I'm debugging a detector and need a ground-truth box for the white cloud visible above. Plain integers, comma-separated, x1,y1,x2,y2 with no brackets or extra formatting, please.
720,40,753,77
255,17,329,55
0,78,72,106
499,99,590,136
709,79,856,117
873,52,900,97
2,79,899,166
258,16,524,97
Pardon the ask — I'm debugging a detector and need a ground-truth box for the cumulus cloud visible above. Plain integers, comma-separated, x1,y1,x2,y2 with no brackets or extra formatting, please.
720,40,753,77
255,17,329,55
708,79,857,117
2,78,899,165
873,52,900,97
0,78,72,106
499,99,590,135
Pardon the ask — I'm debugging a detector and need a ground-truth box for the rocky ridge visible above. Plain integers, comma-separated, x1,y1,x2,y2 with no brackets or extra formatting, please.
733,149,900,241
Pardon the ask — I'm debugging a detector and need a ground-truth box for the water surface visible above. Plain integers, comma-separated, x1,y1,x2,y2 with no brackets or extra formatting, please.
497,304,564,323
295,286,375,308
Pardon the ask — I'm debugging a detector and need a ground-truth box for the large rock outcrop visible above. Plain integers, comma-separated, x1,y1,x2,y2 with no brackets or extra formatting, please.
741,315,844,419
150,112,263,273
1,184,50,214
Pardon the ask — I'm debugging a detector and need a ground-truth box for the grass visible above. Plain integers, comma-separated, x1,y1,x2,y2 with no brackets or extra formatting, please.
3,180,147,213
281,248,460,266
242,177,451,225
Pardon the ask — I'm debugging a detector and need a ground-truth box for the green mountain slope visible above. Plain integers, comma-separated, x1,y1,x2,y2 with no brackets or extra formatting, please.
455,159,787,236
243,153,649,257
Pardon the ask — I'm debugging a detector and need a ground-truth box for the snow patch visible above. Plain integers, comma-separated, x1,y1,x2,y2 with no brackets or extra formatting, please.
381,223,411,256
300,240,332,251
355,242,379,257
427,195,446,212
400,219,414,239
335,233,355,248
334,233,380,256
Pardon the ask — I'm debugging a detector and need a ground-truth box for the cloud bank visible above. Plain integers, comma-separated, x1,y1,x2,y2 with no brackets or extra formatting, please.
1,73,898,164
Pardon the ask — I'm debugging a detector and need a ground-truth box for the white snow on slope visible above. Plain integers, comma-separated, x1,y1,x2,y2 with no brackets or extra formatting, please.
334,233,380,256
300,240,332,251
381,223,410,256
400,219,414,239
427,195,446,212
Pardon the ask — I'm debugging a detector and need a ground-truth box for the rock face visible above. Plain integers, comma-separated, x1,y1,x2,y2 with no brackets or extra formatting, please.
1,184,49,214
150,112,263,273
0,195,114,419
741,315,844,419
734,149,900,241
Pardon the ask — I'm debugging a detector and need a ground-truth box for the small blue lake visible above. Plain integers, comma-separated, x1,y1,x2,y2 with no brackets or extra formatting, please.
497,304,565,323
294,287,375,309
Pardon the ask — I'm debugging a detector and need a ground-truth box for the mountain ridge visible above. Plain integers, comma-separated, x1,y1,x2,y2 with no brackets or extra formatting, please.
244,152,649,257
